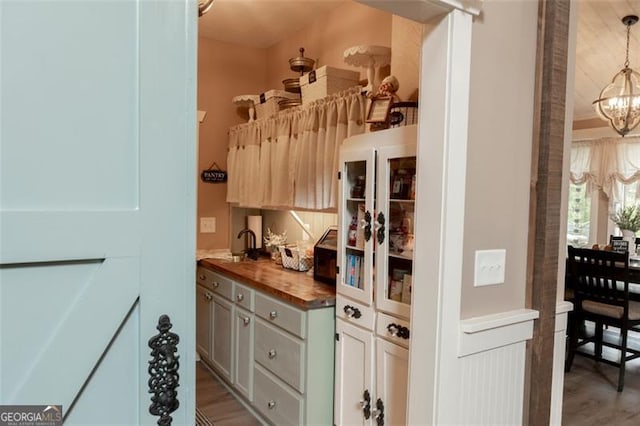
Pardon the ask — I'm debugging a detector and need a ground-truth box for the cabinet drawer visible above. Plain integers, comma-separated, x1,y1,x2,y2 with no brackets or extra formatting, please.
197,267,233,300
336,295,375,331
255,319,305,392
255,293,306,338
233,282,255,312
254,364,303,426
376,312,410,348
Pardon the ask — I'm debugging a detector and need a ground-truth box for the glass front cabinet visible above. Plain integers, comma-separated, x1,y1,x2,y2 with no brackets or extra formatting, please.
335,125,417,425
337,126,417,319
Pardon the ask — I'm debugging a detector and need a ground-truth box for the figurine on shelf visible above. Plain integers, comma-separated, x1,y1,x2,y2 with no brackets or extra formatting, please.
374,75,400,103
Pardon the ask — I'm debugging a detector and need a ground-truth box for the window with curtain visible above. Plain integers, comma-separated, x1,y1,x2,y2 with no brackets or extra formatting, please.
568,136,640,244
611,180,640,232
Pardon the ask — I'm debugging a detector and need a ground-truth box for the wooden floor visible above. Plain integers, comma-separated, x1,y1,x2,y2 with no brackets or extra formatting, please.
197,339,640,426
196,361,262,426
563,328,640,425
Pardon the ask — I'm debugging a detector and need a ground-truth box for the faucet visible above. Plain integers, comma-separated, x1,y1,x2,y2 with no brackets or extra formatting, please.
237,229,259,260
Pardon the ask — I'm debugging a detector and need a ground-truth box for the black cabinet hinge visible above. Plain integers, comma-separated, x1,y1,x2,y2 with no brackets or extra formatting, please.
335,333,340,341
338,171,341,180
336,265,340,274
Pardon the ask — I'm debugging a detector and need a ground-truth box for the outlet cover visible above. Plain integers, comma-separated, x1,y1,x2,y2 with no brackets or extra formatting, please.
200,217,216,233
474,249,506,287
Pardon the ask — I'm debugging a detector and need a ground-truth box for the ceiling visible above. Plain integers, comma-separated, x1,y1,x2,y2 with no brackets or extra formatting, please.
198,0,347,49
574,0,640,122
198,0,640,125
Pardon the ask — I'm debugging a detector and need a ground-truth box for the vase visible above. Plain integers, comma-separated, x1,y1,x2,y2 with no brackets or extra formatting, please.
621,229,636,256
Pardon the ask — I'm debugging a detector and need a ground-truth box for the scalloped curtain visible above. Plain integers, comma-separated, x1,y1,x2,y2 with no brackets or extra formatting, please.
571,136,640,203
227,87,366,210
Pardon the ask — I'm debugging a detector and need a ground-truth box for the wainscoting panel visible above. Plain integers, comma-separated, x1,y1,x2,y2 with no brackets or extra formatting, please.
457,341,527,425
550,301,573,425
451,309,539,424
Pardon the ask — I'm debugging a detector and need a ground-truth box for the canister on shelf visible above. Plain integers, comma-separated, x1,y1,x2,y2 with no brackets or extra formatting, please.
391,169,409,199
351,175,366,198
410,174,416,200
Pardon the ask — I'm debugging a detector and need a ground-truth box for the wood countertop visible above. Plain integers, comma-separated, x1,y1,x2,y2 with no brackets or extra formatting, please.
198,258,336,310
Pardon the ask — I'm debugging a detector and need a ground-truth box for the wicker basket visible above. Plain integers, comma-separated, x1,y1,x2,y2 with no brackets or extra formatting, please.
254,90,300,119
389,102,419,128
279,245,313,272
299,66,361,105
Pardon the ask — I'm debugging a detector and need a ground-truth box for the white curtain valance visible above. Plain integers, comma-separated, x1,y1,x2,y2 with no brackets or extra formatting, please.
570,136,640,203
227,87,367,210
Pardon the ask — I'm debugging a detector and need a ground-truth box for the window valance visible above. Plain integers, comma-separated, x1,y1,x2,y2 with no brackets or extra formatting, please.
571,136,640,203
226,87,367,210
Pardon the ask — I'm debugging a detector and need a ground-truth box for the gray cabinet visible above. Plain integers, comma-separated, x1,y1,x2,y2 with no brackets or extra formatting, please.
252,291,335,425
197,265,335,425
234,305,254,401
211,293,234,384
196,284,212,361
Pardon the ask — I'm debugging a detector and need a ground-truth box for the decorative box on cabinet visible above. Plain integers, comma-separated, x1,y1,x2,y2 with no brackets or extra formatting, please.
334,125,416,425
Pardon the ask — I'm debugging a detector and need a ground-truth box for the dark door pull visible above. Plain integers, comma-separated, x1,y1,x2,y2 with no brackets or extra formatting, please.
148,314,180,425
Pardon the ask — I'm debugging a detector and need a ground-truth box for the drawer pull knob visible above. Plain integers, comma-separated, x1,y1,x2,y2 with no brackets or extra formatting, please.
242,316,250,326
213,281,220,288
198,274,206,281
268,349,277,359
206,293,212,301
267,400,276,409
344,305,362,319
387,323,410,339
269,310,278,320
236,293,244,302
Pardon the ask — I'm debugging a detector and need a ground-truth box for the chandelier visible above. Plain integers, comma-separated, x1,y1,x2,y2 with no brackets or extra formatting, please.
593,15,640,137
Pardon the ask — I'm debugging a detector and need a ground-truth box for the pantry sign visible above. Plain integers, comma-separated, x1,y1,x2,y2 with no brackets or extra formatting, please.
200,162,227,183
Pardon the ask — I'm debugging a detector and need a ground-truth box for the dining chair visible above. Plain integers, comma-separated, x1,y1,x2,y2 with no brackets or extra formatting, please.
566,245,640,391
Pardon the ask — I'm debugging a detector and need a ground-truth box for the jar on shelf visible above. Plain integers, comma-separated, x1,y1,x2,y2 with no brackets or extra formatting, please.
391,169,409,199
351,175,366,198
410,174,416,200
348,216,358,246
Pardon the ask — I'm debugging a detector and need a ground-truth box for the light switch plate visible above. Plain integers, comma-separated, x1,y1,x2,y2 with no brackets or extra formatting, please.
474,249,506,287
200,217,216,233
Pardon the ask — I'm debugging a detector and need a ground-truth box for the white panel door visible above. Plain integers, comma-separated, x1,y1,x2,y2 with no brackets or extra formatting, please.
375,339,409,426
0,1,197,424
334,319,374,426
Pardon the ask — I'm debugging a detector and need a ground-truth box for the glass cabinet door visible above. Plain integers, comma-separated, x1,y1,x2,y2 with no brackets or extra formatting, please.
337,148,376,306
375,145,417,319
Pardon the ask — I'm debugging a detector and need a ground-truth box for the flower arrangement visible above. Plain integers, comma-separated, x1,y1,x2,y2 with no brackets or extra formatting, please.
611,204,640,233
263,228,287,252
